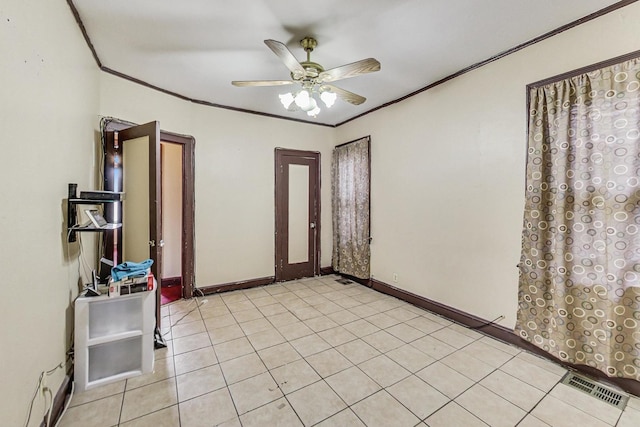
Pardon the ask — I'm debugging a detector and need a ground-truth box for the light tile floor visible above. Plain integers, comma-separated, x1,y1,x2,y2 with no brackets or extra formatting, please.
59,275,640,427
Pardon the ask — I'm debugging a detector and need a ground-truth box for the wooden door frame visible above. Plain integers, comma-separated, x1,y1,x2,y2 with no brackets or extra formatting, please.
274,148,321,282
103,118,196,301
160,132,196,300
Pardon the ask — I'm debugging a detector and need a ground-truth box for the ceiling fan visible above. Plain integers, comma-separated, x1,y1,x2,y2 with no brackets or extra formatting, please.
232,37,381,117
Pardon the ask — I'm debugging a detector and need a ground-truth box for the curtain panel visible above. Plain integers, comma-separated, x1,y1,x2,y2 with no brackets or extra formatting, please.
331,137,370,279
516,57,640,380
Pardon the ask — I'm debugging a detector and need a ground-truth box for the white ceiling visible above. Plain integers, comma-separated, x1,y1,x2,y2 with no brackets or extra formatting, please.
71,0,623,126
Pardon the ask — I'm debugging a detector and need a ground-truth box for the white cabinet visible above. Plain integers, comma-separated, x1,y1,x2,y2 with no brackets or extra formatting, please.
74,286,156,392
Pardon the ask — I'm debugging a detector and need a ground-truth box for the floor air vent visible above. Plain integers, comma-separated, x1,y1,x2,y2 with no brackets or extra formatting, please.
335,278,353,285
561,372,628,409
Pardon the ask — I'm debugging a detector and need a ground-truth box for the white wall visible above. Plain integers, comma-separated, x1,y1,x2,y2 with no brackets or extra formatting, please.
336,2,640,328
98,73,336,286
0,1,100,425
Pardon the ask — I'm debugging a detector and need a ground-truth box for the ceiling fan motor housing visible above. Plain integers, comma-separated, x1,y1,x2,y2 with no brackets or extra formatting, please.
300,36,317,52
295,37,323,81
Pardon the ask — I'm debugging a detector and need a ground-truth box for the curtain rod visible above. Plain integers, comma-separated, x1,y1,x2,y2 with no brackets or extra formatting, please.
527,49,640,89
335,135,370,149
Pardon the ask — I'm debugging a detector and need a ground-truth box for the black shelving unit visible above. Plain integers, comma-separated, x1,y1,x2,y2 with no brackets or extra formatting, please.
67,183,123,242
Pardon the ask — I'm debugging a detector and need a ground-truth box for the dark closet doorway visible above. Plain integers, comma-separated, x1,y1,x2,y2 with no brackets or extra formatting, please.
103,119,195,328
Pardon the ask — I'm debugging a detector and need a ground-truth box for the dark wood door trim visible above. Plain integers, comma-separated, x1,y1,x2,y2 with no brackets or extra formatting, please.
160,132,196,300
275,148,321,282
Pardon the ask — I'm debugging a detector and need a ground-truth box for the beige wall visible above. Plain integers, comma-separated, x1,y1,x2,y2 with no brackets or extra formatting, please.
161,142,183,278
3,2,640,424
0,0,99,425
336,2,640,329
98,73,337,286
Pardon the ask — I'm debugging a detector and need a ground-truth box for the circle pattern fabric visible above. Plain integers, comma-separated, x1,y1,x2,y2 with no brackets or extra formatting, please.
331,137,371,279
515,57,640,380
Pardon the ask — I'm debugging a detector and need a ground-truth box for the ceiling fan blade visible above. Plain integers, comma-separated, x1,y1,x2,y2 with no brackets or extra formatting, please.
319,58,380,83
324,84,366,105
231,80,295,87
264,39,306,79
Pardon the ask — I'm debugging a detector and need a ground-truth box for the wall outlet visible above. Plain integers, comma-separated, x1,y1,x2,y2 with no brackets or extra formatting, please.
393,273,398,283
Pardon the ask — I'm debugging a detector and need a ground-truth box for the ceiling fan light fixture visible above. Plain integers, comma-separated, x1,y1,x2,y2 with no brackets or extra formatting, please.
280,89,321,116
320,90,337,108
294,90,311,109
307,104,321,117
304,97,320,117
305,96,318,111
279,92,295,109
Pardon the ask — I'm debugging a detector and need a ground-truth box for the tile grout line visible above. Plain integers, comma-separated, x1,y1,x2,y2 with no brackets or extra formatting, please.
200,284,452,423
422,400,489,427
443,337,558,426
236,280,427,424
270,279,372,425
219,280,374,424
519,381,562,427
170,309,182,427
69,277,605,426
119,307,181,426
245,280,347,425
205,295,245,425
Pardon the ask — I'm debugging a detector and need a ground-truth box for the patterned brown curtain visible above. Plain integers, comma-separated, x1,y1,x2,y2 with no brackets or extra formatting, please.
331,137,371,279
516,57,640,380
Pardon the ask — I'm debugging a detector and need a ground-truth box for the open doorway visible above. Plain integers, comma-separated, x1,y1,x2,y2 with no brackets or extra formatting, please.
160,141,183,304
